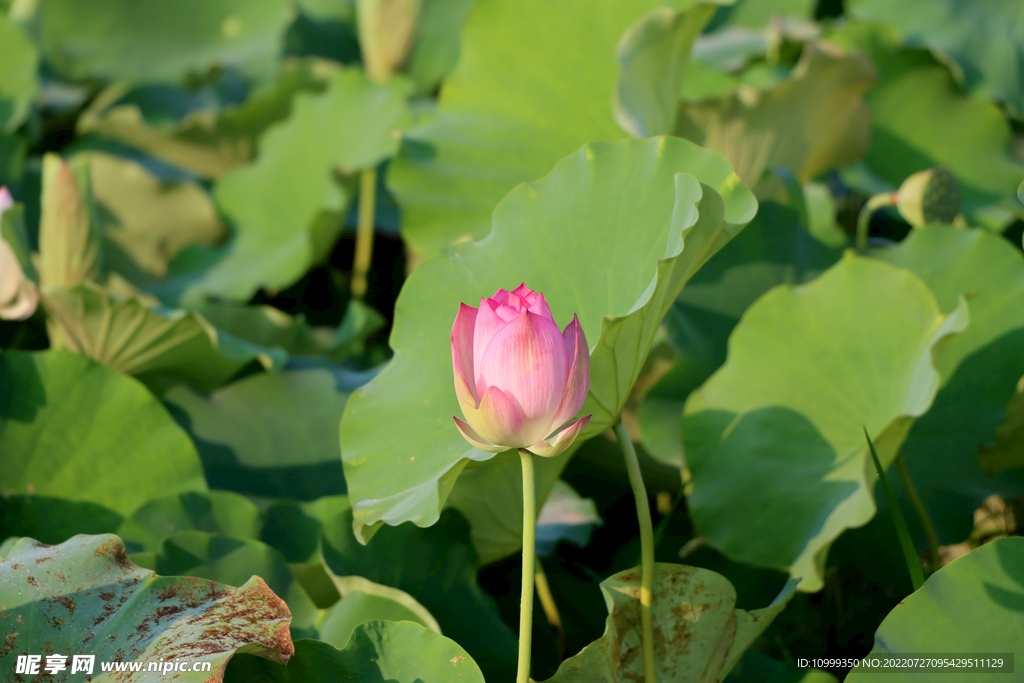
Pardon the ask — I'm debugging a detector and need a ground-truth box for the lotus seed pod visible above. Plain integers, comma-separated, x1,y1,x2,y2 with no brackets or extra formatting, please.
896,167,961,228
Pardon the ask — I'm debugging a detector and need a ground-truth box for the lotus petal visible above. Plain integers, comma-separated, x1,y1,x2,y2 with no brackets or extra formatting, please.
527,415,591,458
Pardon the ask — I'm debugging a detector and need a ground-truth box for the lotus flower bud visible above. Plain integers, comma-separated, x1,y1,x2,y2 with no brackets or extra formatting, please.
896,167,960,228
0,187,39,321
451,284,591,457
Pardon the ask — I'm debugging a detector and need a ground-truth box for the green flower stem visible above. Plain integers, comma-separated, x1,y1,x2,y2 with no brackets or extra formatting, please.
855,192,897,249
517,448,536,683
351,167,377,299
614,423,656,683
896,452,941,573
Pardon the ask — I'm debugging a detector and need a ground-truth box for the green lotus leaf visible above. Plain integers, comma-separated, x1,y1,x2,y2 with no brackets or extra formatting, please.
0,14,37,133
543,563,797,683
848,0,1024,118
637,202,842,467
118,491,263,552
709,0,816,29
180,68,410,303
164,368,349,501
342,137,755,543
317,573,439,651
77,59,339,179
868,225,1024,542
403,0,476,95
676,41,875,191
726,650,838,683
831,24,1024,229
226,628,485,683
259,496,514,681
978,381,1024,475
845,537,1024,682
0,534,293,679
35,0,292,84
0,350,206,516
684,254,968,590
388,0,668,257
42,284,285,392
613,3,728,138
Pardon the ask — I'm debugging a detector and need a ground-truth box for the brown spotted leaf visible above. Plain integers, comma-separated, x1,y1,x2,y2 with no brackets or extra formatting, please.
542,563,796,683
0,534,293,681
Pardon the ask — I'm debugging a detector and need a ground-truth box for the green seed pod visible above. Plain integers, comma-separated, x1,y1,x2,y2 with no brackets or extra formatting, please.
896,167,961,228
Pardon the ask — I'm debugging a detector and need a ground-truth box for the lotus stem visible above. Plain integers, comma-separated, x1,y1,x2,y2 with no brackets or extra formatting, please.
855,192,897,249
534,558,567,658
352,167,377,299
614,423,656,683
517,448,536,683
896,453,941,573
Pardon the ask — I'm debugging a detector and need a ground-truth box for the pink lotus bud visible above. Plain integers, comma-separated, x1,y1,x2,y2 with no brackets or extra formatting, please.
451,283,590,457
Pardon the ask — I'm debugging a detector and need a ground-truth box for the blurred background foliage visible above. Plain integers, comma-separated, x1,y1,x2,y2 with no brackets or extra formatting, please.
2,0,1024,681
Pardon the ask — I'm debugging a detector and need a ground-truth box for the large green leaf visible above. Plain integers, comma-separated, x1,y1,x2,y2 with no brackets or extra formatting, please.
164,368,349,501
35,0,292,83
0,14,37,133
342,137,756,543
831,24,1024,228
683,254,968,590
637,202,842,467
846,537,1024,682
42,284,284,391
388,0,665,257
869,225,1024,543
178,68,410,303
403,0,477,94
259,496,518,682
543,563,797,683
0,496,123,547
317,572,439,650
118,490,263,552
676,41,874,190
226,629,485,683
848,0,1024,118
0,350,206,516
0,534,293,678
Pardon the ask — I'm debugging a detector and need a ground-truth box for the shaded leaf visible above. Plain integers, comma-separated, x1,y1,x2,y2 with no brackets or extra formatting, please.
0,534,293,678
342,137,755,543
118,490,263,552
179,68,410,303
683,255,967,590
317,573,439,650
165,368,349,501
869,225,1024,542
0,350,206,516
226,628,485,683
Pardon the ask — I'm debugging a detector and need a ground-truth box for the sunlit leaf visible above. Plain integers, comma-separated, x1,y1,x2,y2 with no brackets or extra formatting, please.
0,14,37,133
342,137,755,543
